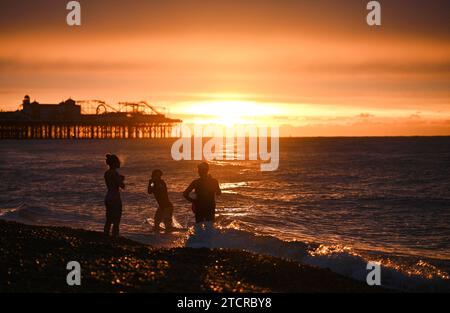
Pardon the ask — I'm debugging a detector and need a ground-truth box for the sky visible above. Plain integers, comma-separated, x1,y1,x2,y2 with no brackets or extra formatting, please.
0,0,449,136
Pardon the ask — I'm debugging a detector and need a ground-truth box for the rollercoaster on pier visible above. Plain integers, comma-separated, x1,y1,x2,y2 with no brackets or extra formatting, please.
0,95,182,139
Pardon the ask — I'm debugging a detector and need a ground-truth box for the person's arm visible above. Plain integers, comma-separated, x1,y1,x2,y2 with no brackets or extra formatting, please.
112,171,125,189
162,181,168,194
183,181,195,202
215,179,222,196
147,179,154,194
117,174,125,189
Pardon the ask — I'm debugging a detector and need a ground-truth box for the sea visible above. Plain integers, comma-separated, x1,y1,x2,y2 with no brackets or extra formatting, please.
1,137,449,291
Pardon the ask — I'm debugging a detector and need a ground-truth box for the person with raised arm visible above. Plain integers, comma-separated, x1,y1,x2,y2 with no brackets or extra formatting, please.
148,169,174,233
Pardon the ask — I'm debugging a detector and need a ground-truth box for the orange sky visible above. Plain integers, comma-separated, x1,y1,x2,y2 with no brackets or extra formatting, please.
0,0,449,136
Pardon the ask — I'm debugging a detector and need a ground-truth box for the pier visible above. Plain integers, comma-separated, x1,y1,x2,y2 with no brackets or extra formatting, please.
0,96,182,139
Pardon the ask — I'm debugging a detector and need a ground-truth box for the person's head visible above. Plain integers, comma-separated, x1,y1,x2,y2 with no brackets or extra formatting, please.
152,169,163,181
106,154,120,169
197,162,209,178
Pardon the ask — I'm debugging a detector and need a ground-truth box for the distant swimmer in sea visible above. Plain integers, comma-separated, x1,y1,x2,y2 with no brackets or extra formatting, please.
104,154,125,238
148,169,174,233
183,162,221,232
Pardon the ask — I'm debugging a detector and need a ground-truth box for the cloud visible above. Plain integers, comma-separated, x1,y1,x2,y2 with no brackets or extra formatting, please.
357,113,374,119
409,113,422,119
280,116,450,137
0,58,145,72
1,0,449,40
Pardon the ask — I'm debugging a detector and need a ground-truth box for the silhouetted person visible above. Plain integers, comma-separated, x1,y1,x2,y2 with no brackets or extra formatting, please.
148,169,174,233
183,162,221,231
104,154,125,238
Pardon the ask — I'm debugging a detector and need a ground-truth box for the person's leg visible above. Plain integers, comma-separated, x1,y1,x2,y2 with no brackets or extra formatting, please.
194,222,203,233
112,222,120,238
111,207,122,238
202,208,215,236
207,208,215,223
204,220,214,229
194,211,206,233
104,205,112,236
163,206,174,232
154,208,163,232
204,213,214,233
104,220,112,236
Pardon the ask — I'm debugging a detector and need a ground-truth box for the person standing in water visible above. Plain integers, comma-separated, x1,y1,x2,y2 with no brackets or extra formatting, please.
183,162,221,231
104,154,125,238
148,169,174,233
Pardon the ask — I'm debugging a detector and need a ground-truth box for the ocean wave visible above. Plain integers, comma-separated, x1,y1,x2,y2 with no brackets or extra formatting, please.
0,203,52,223
184,224,450,292
0,202,96,225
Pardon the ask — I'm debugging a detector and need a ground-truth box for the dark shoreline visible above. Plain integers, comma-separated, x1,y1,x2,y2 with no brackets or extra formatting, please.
0,220,385,293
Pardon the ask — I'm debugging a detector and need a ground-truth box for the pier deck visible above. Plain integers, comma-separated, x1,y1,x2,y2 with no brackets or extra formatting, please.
0,112,182,139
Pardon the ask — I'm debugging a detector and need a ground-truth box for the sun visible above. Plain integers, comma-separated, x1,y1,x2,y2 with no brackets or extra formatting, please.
184,100,280,126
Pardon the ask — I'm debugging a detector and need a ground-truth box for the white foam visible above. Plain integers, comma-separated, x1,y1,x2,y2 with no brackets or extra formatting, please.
183,225,450,292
